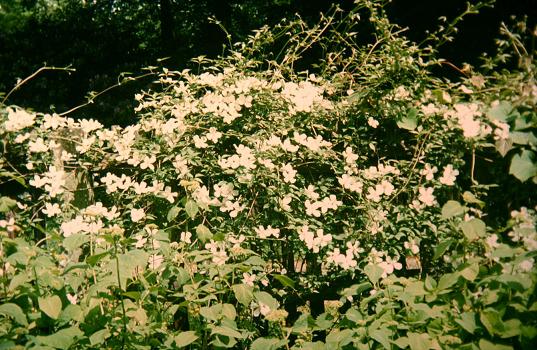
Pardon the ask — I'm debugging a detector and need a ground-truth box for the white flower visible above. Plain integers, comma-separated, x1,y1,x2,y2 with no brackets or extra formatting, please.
28,138,49,153
367,117,379,128
206,127,222,143
404,239,420,254
439,164,459,186
254,225,280,239
134,234,147,248
42,203,61,217
66,293,78,305
130,208,145,223
279,196,292,211
281,163,297,183
180,231,192,244
421,164,438,181
338,174,363,193
305,200,321,217
518,259,534,272
418,187,436,206
140,155,156,170
4,108,36,131
343,147,358,164
148,254,164,270
485,234,500,249
243,272,256,286
193,135,208,148
281,138,299,153
304,185,320,200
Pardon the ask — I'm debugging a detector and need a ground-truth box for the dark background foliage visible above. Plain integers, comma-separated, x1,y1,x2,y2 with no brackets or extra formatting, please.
0,0,535,126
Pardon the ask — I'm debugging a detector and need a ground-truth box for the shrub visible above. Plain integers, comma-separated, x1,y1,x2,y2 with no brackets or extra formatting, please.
0,1,536,349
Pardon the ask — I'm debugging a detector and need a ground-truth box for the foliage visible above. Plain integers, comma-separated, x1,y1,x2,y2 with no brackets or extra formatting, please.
0,0,536,349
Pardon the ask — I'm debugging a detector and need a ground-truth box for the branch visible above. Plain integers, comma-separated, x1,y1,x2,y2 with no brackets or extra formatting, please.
2,66,76,105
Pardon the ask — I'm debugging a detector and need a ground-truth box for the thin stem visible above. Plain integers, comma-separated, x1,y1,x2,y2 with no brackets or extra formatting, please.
2,66,75,105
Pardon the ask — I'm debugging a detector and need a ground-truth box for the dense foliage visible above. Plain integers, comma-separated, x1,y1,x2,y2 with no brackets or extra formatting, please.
1,1,536,349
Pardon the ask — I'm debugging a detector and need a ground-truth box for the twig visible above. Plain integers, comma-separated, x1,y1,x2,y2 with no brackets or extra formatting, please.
2,66,76,105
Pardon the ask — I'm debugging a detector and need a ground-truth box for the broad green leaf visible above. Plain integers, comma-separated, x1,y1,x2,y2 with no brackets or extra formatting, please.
408,332,431,350
397,108,418,130
460,263,479,281
392,337,409,349
370,329,391,349
0,303,28,325
174,331,198,348
36,326,83,349
364,264,384,285
185,199,199,219
340,282,372,297
478,339,513,350
460,218,486,241
211,326,245,339
167,206,181,222
480,308,504,337
455,312,476,334
462,191,485,206
250,337,287,350
86,251,109,266
0,196,17,213
509,150,537,182
273,274,295,288
221,304,237,320
486,101,512,122
9,273,28,291
326,329,354,347
433,239,454,260
442,200,464,219
63,234,89,252
38,295,62,320
89,329,111,346
254,291,279,310
500,319,521,338
495,138,513,157
59,304,83,323
437,272,459,291
195,224,212,242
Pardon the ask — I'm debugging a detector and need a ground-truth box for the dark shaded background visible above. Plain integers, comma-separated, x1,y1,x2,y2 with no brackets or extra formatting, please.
0,0,535,126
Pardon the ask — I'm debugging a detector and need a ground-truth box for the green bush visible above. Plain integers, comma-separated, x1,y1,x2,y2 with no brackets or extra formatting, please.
0,1,536,349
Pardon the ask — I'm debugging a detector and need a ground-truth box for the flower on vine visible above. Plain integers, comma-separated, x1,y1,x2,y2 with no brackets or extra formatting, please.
439,164,459,186
130,208,146,223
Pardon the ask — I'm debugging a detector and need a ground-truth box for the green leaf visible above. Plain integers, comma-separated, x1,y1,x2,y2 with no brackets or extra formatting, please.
212,326,245,339
326,329,354,347
500,319,521,338
174,331,198,348
509,150,537,182
250,337,287,350
340,282,372,297
480,308,504,337
63,234,89,252
460,218,486,241
486,101,512,122
38,295,62,320
364,264,384,285
36,326,83,349
433,239,454,260
442,200,464,219
89,329,111,346
195,224,212,242
0,303,28,325
0,196,17,213
370,329,391,349
455,312,476,334
167,206,181,222
86,251,109,266
397,108,418,130
273,274,295,288
407,332,431,350
495,138,513,157
462,191,485,206
437,272,459,291
478,339,513,350
460,263,479,281
185,199,199,219
254,291,279,310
